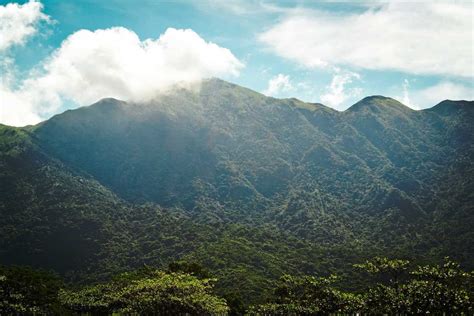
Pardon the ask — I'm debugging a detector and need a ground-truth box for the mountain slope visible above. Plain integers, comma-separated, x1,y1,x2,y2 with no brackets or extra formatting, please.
0,124,123,274
0,123,365,302
1,79,473,302
0,124,218,281
32,79,473,232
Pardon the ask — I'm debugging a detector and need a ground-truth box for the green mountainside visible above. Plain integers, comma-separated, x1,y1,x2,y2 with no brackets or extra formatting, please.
1,79,473,308
0,124,200,279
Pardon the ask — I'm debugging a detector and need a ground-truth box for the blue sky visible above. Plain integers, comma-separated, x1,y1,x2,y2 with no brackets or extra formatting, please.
0,0,472,126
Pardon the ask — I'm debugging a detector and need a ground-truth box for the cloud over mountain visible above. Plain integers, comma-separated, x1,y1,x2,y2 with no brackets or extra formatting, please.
263,74,293,97
320,70,361,110
1,26,243,126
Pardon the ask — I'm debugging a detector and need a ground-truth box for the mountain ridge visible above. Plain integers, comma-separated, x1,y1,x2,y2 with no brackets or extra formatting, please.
1,78,473,304
26,78,472,129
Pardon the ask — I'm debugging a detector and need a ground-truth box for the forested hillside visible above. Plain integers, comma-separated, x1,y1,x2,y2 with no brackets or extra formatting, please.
1,79,473,312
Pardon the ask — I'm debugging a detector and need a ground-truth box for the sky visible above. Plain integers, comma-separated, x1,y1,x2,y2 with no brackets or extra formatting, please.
0,0,473,126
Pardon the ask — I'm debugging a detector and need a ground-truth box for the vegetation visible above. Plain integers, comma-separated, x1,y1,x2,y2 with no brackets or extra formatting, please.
1,80,473,310
248,274,362,314
59,267,228,315
250,257,473,315
0,265,66,315
1,258,472,315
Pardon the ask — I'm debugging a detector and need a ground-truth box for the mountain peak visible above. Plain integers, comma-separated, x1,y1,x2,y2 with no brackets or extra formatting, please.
200,77,265,98
89,97,127,109
428,99,473,116
347,95,410,113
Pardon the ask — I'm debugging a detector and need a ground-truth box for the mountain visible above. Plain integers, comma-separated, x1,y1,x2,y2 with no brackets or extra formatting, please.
0,124,215,281
1,78,473,302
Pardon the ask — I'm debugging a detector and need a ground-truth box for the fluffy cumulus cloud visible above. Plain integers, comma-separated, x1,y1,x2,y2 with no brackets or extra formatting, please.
263,73,293,97
1,26,243,126
259,2,473,78
320,71,361,110
0,0,50,51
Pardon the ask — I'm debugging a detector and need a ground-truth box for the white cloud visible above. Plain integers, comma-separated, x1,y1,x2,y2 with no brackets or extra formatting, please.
259,2,473,78
0,86,41,126
193,0,288,15
401,79,411,107
1,27,243,126
405,81,473,110
320,71,361,110
0,0,50,51
199,0,259,15
263,73,293,97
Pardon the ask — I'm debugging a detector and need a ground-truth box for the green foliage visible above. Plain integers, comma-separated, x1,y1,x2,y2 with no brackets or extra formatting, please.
248,274,362,314
59,269,229,315
0,258,472,315
354,257,410,284
1,80,473,308
0,265,66,315
359,258,473,314
355,257,410,275
401,258,473,313
167,261,211,279
251,257,473,315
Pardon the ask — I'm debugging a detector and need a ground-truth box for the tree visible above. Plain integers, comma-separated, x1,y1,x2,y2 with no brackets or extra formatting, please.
354,256,410,285
59,268,229,315
248,274,362,315
0,265,65,315
402,258,473,313
358,257,473,314
167,260,211,279
354,257,411,313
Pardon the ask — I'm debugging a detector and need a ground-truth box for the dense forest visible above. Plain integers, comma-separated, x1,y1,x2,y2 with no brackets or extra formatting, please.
1,257,472,314
1,79,473,314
